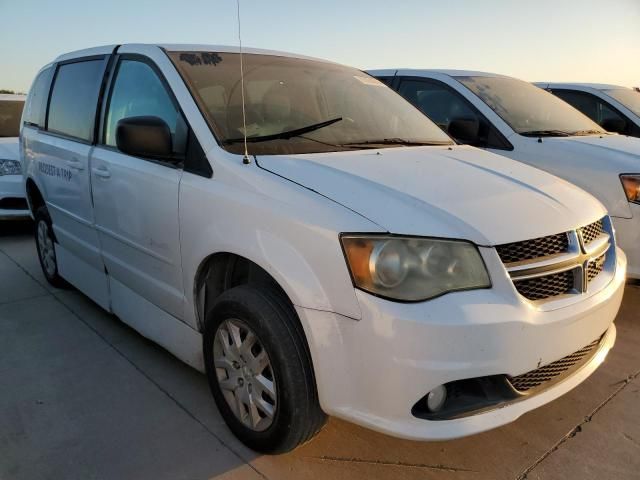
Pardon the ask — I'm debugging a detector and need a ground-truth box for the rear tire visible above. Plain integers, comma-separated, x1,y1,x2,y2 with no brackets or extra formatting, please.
203,285,326,453
34,206,69,289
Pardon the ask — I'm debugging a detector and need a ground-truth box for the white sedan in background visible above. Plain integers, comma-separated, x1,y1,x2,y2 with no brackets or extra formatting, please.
0,93,29,219
537,83,640,138
371,69,640,279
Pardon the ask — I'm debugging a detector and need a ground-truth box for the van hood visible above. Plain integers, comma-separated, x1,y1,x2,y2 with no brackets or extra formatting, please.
258,145,605,245
545,134,640,170
0,138,19,161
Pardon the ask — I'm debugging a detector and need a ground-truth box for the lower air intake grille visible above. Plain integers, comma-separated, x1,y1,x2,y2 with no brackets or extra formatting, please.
0,197,28,210
510,337,601,392
514,269,574,301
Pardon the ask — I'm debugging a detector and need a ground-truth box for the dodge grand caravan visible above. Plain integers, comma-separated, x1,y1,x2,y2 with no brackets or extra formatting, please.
22,45,625,453
371,69,640,279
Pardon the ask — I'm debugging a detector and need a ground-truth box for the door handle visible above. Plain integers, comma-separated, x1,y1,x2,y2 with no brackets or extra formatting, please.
66,158,85,171
92,166,111,179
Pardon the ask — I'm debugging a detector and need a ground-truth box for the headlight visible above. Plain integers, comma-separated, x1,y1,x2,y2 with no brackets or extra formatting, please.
620,175,640,203
341,235,491,301
0,159,22,176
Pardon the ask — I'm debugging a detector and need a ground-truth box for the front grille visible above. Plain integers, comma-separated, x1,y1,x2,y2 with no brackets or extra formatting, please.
497,216,612,302
0,197,28,210
510,337,601,392
580,219,605,245
587,254,606,283
514,269,574,301
496,232,569,264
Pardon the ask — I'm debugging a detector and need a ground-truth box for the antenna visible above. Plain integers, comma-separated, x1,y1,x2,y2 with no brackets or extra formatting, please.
236,0,251,164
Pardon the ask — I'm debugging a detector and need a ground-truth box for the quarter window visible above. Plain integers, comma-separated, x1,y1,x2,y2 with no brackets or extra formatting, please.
104,60,186,156
23,66,53,128
48,60,105,141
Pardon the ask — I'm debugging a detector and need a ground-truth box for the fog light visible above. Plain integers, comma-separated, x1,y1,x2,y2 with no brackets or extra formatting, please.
426,385,447,412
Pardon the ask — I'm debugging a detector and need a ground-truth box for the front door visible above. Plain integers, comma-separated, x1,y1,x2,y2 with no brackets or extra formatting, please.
90,56,188,319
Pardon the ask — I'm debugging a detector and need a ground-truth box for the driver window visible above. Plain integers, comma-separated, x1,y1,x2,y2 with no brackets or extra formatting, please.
105,59,187,156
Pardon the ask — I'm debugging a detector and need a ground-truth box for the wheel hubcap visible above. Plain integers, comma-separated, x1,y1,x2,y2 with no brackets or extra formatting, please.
213,319,277,431
37,220,56,277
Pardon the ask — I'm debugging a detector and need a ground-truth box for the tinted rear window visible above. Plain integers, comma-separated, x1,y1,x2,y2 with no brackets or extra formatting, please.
48,59,105,141
0,100,25,137
23,67,53,128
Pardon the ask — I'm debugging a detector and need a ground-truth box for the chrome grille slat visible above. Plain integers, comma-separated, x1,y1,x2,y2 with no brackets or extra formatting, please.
510,337,601,392
497,217,612,302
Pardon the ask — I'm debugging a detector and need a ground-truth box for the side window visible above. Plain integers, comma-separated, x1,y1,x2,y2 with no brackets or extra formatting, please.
551,90,599,122
48,60,105,141
552,89,629,133
23,67,53,128
398,79,511,150
104,59,186,156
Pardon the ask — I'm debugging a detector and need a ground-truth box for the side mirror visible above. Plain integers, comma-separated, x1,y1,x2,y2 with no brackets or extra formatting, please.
116,116,173,159
601,118,627,134
448,117,480,144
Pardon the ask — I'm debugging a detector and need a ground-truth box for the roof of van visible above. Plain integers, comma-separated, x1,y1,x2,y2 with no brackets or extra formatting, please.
0,94,26,101
54,44,334,64
534,82,630,91
367,69,510,78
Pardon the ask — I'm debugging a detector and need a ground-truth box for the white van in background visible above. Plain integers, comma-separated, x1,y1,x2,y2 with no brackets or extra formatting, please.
21,45,624,453
0,94,29,219
371,69,640,278
537,83,640,138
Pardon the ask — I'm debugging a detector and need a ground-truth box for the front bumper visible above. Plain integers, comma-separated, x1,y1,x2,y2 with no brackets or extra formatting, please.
0,174,29,220
612,206,640,279
297,247,626,441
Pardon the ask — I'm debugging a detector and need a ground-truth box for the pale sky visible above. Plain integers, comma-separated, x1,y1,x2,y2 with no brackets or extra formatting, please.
1,0,639,92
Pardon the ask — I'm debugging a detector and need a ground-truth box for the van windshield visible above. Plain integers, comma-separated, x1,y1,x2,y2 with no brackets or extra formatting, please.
0,100,24,138
603,88,640,117
457,76,605,137
168,51,453,155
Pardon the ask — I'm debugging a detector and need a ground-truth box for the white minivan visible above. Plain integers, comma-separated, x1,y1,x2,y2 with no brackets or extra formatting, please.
0,93,29,219
371,70,640,279
22,45,625,453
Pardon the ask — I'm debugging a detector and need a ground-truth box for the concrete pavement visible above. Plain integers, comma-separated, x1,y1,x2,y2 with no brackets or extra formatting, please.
1,220,638,480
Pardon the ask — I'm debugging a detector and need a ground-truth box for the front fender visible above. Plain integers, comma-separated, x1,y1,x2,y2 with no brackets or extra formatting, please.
179,159,384,329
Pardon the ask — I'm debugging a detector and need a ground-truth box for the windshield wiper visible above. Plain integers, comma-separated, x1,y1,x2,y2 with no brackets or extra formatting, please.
520,130,571,137
223,117,343,145
341,138,453,147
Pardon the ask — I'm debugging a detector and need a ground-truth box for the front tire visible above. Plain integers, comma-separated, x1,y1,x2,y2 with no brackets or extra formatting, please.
34,206,68,289
203,285,326,453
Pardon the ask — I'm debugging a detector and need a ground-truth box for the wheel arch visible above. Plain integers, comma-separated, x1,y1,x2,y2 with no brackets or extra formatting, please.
25,177,45,215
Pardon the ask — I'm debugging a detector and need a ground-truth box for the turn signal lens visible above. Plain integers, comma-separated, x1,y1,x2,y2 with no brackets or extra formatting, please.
621,175,640,203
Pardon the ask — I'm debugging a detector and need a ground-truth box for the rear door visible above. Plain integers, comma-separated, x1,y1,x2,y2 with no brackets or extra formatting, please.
33,56,111,307
90,55,187,319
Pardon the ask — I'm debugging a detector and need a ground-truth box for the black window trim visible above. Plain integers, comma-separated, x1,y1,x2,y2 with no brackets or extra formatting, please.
97,52,212,177
44,54,111,145
395,75,514,151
